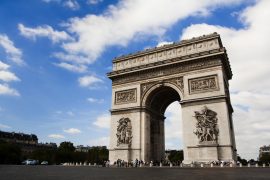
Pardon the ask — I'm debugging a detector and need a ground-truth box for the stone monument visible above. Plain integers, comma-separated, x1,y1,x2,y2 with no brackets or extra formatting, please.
107,33,237,163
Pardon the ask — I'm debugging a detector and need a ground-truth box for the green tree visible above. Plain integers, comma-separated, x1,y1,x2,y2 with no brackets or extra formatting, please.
58,142,75,152
237,155,248,165
30,149,56,164
87,147,108,164
55,141,75,164
259,153,270,164
168,150,184,162
0,140,22,164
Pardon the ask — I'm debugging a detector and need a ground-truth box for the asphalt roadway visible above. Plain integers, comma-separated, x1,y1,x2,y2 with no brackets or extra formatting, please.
0,165,270,180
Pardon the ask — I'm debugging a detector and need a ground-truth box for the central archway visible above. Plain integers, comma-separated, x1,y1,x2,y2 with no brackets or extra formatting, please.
142,83,182,162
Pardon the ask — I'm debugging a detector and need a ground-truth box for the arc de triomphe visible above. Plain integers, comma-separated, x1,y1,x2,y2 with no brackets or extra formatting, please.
107,33,237,163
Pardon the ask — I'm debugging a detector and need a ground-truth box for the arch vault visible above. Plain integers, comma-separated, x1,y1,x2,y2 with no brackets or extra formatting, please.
107,33,237,163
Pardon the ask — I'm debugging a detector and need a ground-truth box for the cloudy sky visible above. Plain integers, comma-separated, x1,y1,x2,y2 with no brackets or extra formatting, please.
0,0,269,160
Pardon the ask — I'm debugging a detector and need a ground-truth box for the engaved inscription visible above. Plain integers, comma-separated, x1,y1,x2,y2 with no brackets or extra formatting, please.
113,38,220,71
116,118,132,146
193,106,219,144
112,59,222,85
189,75,218,94
115,88,137,104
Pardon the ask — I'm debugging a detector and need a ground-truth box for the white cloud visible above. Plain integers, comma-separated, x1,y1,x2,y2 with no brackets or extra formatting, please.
42,0,79,10
180,0,270,159
22,0,246,73
54,62,87,73
0,61,20,82
62,0,244,62
87,0,103,5
93,113,110,129
0,61,9,70
0,70,20,82
63,128,81,134
78,75,103,87
48,134,65,139
165,101,183,149
18,23,72,43
87,97,104,103
0,34,23,65
0,83,20,96
88,136,109,146
63,0,80,10
156,41,173,47
42,0,60,2
0,123,11,129
53,52,91,64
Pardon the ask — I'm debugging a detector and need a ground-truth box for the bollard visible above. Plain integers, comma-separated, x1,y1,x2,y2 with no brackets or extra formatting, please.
200,163,203,168
263,163,265,168
191,163,194,168
94,163,97,166
80,162,82,166
248,163,250,167
140,163,143,167
220,163,223,167
150,162,153,167
210,163,213,168
255,164,258,167
89,163,91,166
170,163,173,168
160,162,162,167
240,163,242,167
180,163,183,168
76,162,78,166
230,163,233,167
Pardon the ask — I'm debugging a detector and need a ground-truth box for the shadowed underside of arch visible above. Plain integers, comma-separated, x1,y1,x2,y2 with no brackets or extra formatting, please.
145,86,181,115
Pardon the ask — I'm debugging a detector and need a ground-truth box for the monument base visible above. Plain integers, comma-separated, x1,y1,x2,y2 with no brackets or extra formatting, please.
183,143,219,164
110,144,131,162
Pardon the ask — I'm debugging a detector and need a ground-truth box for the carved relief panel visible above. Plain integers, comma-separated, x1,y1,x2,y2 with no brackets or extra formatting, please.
116,118,132,146
188,75,219,94
193,106,219,144
115,88,137,105
140,77,184,98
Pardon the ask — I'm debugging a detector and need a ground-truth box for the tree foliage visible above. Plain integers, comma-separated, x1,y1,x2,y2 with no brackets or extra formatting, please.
0,140,22,164
168,150,184,162
0,140,109,165
259,153,270,164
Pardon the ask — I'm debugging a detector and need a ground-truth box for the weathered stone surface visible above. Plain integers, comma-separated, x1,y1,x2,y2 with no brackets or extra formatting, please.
107,33,236,164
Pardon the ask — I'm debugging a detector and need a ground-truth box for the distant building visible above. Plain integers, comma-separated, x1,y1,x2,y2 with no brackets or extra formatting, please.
0,130,57,153
75,145,91,152
259,145,270,159
75,145,107,152
0,130,38,145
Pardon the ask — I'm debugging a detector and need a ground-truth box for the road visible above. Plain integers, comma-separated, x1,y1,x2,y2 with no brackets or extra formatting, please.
0,165,269,180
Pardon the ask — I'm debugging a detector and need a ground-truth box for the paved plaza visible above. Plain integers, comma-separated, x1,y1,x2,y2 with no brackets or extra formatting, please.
0,165,270,180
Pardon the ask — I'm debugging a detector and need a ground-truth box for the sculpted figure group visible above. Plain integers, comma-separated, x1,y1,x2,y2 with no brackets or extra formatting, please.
194,106,219,143
116,118,132,146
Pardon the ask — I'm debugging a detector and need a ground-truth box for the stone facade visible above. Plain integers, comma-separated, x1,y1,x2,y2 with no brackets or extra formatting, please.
107,33,237,164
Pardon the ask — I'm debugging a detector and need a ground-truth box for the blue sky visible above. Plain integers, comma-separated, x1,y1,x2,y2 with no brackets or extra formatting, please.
0,0,270,160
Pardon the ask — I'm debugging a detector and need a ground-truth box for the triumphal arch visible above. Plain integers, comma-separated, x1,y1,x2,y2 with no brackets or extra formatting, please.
107,33,237,163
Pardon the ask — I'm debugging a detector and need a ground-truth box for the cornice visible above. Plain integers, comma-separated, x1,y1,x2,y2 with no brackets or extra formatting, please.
112,32,221,63
108,48,229,78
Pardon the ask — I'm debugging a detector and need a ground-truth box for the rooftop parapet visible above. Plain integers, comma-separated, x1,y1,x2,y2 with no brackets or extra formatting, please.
108,32,232,80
